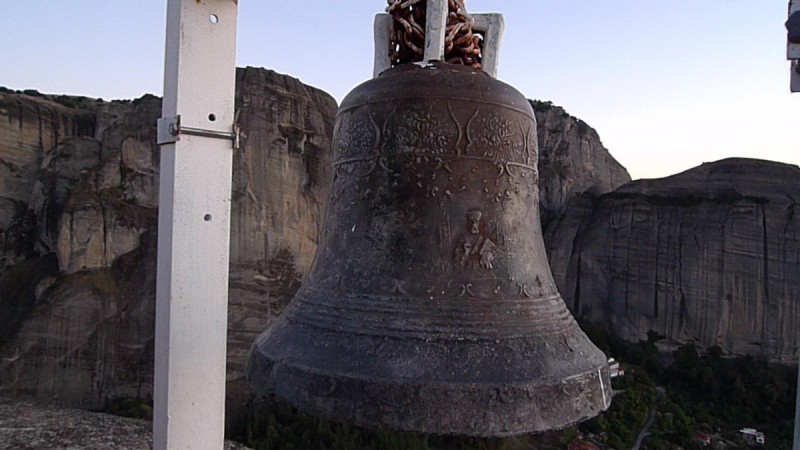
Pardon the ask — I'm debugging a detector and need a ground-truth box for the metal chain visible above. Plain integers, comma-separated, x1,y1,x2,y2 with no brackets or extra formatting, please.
386,0,482,69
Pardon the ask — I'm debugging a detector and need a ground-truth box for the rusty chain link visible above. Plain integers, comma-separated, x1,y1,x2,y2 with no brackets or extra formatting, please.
386,0,482,69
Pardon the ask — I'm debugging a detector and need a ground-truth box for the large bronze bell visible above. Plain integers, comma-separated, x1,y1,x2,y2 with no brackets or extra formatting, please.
246,61,611,436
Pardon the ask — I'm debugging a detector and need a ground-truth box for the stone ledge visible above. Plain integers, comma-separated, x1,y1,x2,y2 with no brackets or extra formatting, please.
0,396,251,450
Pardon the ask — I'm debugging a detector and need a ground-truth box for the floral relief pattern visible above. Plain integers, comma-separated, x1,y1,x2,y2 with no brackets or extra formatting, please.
334,117,377,160
384,106,454,156
467,111,524,160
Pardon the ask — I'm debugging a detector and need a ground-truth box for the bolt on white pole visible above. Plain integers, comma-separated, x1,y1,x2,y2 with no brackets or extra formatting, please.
154,0,238,449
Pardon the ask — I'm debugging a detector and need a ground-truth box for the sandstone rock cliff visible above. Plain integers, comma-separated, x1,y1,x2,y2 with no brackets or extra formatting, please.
546,158,800,362
4,73,793,420
227,67,334,383
531,100,631,228
2,87,634,412
0,92,161,406
0,68,336,409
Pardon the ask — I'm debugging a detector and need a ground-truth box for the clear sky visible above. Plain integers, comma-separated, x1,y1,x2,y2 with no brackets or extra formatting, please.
2,1,798,180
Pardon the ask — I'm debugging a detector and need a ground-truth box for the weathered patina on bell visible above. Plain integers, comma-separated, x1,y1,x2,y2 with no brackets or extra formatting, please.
246,0,610,437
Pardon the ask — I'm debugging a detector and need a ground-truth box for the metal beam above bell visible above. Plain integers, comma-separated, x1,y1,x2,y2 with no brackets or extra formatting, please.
373,0,504,78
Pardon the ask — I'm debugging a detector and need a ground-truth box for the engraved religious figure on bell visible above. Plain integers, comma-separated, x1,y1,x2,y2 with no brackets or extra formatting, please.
454,210,497,270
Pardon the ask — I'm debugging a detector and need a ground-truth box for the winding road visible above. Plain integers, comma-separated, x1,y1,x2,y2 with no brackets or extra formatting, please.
631,404,658,450
631,387,664,450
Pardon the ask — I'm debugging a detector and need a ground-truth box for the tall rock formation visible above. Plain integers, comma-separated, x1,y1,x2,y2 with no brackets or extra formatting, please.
531,100,631,228
546,158,800,362
0,89,635,410
8,72,793,418
0,93,102,269
226,67,334,385
0,92,162,406
0,68,336,409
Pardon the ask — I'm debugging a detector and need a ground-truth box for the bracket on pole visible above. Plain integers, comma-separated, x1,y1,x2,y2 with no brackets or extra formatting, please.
157,115,240,149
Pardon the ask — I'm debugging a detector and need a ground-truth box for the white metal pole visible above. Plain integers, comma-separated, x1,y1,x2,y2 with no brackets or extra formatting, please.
792,6,800,450
791,1,800,93
423,0,448,63
154,0,238,448
373,14,392,77
472,14,505,79
795,357,800,450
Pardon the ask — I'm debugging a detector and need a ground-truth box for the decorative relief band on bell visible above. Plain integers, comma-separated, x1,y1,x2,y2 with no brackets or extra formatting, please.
332,101,538,176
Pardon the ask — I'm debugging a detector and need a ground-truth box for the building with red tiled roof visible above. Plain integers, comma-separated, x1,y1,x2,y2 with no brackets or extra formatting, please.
692,431,711,446
567,442,599,450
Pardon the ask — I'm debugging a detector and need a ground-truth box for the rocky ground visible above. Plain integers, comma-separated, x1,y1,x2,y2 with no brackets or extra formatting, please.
0,396,251,450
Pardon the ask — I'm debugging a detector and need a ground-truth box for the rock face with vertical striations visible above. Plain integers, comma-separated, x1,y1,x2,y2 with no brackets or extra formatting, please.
3,69,797,421
2,90,635,410
0,91,166,406
0,94,101,268
531,100,631,229
226,67,334,392
0,68,336,410
546,158,800,362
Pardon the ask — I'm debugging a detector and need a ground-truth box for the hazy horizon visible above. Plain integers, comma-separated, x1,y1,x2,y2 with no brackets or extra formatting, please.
2,1,798,180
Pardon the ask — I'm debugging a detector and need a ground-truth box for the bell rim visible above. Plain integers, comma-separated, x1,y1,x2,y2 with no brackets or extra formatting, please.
246,344,611,437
